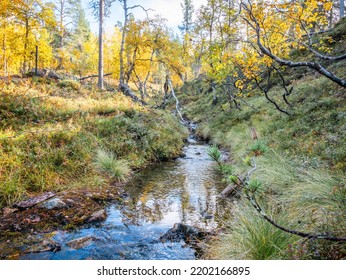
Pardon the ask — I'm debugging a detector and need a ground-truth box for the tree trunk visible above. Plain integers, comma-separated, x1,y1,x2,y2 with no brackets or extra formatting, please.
35,45,38,75
23,18,29,73
98,0,104,90
119,0,128,87
57,0,65,70
2,31,7,77
167,76,185,122
341,0,345,18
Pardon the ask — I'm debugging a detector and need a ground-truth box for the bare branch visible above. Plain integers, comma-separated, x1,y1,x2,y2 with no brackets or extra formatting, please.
245,191,346,242
272,65,292,106
241,2,346,88
254,76,292,116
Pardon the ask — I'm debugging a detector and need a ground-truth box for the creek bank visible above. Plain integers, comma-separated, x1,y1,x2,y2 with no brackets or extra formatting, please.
0,186,122,259
1,122,230,260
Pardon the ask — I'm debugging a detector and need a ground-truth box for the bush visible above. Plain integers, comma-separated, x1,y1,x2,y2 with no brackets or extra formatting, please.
250,140,269,156
58,80,80,90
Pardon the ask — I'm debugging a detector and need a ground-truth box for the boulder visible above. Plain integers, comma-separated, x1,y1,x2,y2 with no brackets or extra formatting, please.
24,239,61,254
87,209,107,223
66,236,94,249
39,197,67,210
159,223,205,242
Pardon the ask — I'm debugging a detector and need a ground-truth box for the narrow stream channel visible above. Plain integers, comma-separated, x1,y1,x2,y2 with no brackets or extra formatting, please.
22,137,231,260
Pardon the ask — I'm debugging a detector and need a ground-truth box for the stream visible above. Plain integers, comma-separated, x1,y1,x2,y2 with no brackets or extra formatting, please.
21,136,231,260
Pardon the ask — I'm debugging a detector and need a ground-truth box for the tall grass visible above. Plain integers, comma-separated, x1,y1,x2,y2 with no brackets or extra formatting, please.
206,148,346,259
207,200,297,259
94,149,131,182
0,79,187,207
180,61,346,259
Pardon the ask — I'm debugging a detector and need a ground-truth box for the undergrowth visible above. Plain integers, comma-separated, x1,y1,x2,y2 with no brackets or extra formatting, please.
179,22,346,259
0,78,187,207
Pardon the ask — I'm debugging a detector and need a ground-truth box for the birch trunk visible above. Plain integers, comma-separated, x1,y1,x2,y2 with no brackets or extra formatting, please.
98,0,104,90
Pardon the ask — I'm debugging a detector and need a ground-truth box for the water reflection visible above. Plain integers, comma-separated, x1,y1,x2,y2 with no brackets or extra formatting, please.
121,144,230,230
21,143,232,260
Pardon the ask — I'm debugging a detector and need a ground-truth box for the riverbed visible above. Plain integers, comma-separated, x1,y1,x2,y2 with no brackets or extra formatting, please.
21,138,231,260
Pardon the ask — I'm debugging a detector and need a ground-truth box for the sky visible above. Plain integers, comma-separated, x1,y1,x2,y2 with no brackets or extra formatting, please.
81,0,207,35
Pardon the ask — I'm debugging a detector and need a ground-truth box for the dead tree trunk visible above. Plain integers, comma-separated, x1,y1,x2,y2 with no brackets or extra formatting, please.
98,0,104,90
166,75,185,122
340,0,345,19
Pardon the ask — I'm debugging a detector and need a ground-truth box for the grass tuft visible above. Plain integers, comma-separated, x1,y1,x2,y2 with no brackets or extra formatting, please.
94,149,131,182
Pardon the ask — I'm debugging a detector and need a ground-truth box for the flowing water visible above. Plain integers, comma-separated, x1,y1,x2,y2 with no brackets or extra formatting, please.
21,137,231,260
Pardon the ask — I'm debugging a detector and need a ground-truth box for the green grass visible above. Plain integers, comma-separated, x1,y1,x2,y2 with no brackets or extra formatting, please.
94,149,131,182
180,26,346,258
206,200,297,260
0,78,187,207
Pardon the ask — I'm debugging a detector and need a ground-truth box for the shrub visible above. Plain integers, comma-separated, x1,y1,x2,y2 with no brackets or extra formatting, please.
58,80,80,90
219,163,234,176
250,140,269,156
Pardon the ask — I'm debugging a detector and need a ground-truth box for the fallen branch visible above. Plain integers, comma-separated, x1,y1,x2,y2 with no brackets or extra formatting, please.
245,191,346,242
119,82,147,106
79,73,113,81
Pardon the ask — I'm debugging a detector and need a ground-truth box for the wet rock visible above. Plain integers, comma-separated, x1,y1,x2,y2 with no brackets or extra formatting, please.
120,192,128,199
66,236,94,249
39,197,67,210
87,209,107,223
200,210,213,219
24,239,61,254
187,136,198,144
23,215,41,224
64,199,76,207
86,192,113,202
196,242,208,250
2,207,18,216
159,223,205,242
13,192,55,209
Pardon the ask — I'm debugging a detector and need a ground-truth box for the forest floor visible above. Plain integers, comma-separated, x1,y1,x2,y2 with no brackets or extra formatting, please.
0,77,188,258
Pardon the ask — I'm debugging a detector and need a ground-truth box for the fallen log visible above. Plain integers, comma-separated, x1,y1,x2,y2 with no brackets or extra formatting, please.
13,192,56,209
119,82,147,105
79,73,113,81
219,184,239,197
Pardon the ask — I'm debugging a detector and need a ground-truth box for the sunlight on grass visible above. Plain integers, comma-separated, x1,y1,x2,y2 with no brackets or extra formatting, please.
94,149,131,182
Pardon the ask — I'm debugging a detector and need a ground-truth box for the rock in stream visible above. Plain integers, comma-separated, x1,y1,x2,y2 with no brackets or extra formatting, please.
159,223,206,242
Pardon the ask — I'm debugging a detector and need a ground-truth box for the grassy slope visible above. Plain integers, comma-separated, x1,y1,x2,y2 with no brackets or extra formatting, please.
0,78,187,208
179,20,346,259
